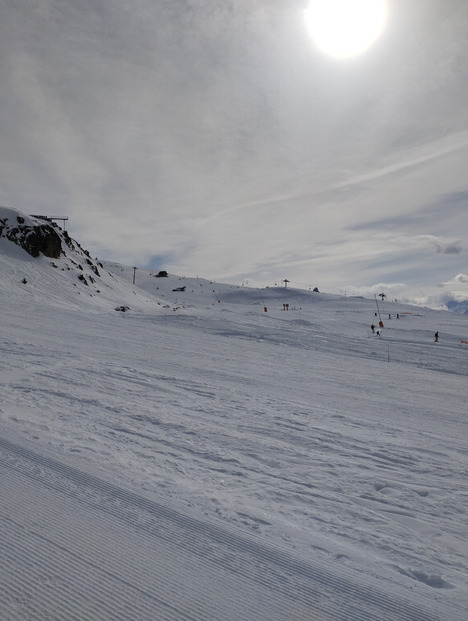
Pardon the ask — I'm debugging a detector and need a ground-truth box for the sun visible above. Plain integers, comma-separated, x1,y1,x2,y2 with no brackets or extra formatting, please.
304,0,388,59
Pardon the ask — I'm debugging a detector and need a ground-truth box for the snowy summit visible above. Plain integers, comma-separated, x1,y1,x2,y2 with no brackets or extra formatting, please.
1,206,467,619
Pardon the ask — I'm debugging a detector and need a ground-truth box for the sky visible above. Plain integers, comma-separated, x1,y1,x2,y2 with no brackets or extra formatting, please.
0,0,467,306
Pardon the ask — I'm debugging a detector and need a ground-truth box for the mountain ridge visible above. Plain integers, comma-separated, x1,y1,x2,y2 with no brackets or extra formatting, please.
1,205,467,317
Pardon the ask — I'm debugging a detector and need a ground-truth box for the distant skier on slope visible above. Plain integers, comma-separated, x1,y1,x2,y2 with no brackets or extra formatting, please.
371,324,375,333
434,331,439,343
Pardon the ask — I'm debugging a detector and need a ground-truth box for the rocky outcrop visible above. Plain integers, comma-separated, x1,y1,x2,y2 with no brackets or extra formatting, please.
0,214,62,258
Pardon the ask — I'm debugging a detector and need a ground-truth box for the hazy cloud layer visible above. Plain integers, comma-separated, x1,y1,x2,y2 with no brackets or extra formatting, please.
1,0,467,305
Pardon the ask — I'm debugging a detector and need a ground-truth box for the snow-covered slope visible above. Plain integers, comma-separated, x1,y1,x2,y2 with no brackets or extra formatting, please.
0,206,167,313
1,206,467,619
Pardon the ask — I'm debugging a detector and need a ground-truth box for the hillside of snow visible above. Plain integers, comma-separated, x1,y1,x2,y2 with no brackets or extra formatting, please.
1,206,467,619
0,206,170,313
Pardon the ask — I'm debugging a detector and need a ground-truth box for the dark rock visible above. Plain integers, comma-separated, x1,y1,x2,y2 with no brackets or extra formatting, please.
3,222,62,258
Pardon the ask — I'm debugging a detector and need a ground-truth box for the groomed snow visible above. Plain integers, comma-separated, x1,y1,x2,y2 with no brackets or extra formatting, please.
1,221,467,619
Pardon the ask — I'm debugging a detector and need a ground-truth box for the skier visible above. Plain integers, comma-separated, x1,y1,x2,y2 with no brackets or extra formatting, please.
379,320,384,328
371,324,375,333
434,331,439,343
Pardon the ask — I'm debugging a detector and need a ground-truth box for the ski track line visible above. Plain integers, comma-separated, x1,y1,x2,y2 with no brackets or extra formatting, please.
0,507,204,621
0,444,341,621
0,436,456,621
0,471,333,621
1,467,287,621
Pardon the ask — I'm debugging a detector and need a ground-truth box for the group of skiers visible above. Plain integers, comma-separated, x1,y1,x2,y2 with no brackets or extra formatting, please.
370,322,440,342
370,320,384,335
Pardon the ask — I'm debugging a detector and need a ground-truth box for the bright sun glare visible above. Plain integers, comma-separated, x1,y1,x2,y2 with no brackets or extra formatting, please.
304,0,388,59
